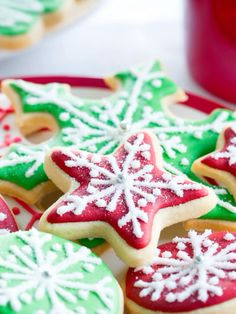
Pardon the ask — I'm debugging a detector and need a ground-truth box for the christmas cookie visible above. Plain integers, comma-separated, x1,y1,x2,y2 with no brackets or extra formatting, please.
124,229,236,314
0,228,123,314
0,60,183,203
39,131,216,267
192,125,236,200
0,195,18,234
0,91,107,252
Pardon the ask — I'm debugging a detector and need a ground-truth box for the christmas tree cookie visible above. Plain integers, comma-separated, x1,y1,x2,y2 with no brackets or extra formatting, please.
124,230,236,314
0,228,123,314
39,131,216,267
0,60,183,203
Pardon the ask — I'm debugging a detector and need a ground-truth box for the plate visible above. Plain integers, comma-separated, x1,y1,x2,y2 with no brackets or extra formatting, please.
0,75,230,313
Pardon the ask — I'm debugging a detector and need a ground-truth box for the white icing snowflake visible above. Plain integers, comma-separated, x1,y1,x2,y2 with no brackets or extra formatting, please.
13,63,233,161
0,145,45,177
0,229,114,314
56,133,201,238
134,230,236,303
211,143,236,166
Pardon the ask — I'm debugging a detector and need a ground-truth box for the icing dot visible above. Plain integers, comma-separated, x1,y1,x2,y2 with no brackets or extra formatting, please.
161,251,172,258
95,199,107,207
152,79,162,87
141,151,151,160
119,120,129,131
52,243,62,251
132,160,141,169
87,185,97,194
194,131,202,139
176,242,186,250
152,273,162,281
203,239,213,247
2,124,10,131
179,276,191,286
143,92,153,100
209,276,219,285
0,213,6,222
224,233,235,241
229,271,236,280
91,155,101,164
138,198,147,207
165,293,176,303
153,188,161,196
59,112,70,121
90,169,99,177
180,158,189,166
12,206,21,216
166,281,177,290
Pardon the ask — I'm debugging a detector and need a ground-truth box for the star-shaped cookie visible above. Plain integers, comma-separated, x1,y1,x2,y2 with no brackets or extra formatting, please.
39,131,216,266
192,125,236,201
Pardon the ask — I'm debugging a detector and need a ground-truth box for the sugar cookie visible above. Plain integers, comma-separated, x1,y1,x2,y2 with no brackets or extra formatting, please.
39,131,216,267
0,60,183,204
0,228,123,314
124,230,236,314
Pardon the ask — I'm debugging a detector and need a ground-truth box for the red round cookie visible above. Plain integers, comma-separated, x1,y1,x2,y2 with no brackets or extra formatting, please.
126,230,236,313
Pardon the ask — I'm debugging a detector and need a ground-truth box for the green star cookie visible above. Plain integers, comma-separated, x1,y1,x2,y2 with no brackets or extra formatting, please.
0,228,123,314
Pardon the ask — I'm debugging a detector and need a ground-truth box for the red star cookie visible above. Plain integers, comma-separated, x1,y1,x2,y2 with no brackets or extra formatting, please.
0,196,18,234
39,131,216,266
192,125,236,201
125,230,236,314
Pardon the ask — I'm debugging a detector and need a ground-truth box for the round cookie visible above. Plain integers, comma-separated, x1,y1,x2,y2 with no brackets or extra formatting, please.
0,228,123,314
124,230,236,314
39,131,216,267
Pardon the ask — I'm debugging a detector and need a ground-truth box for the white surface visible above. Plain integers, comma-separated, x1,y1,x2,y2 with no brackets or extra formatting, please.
0,0,234,108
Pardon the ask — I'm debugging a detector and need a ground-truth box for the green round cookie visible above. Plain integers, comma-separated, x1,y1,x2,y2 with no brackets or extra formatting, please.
0,229,122,314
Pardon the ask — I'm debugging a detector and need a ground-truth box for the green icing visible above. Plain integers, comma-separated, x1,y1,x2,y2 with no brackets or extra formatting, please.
39,0,64,13
0,229,121,314
79,238,105,248
0,0,64,36
2,59,236,224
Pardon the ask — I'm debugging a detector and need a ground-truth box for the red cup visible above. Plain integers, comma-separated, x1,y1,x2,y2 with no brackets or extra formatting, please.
186,0,236,103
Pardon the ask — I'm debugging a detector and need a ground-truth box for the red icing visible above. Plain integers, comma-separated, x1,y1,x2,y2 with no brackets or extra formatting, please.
47,132,208,249
0,197,18,232
202,127,236,176
126,232,236,312
12,207,20,215
13,198,42,230
2,124,10,131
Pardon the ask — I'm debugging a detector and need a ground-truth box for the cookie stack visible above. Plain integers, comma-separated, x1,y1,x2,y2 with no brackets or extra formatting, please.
0,60,235,313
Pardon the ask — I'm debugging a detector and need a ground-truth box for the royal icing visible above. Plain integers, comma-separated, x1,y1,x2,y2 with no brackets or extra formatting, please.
126,230,236,312
0,196,18,234
43,132,209,250
0,229,121,314
0,93,103,248
200,126,236,186
2,61,236,222
0,0,64,36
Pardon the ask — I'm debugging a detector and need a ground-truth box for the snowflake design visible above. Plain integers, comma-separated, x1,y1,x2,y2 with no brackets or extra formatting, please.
211,137,236,166
0,229,115,314
134,230,236,304
56,133,201,238
0,145,45,177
